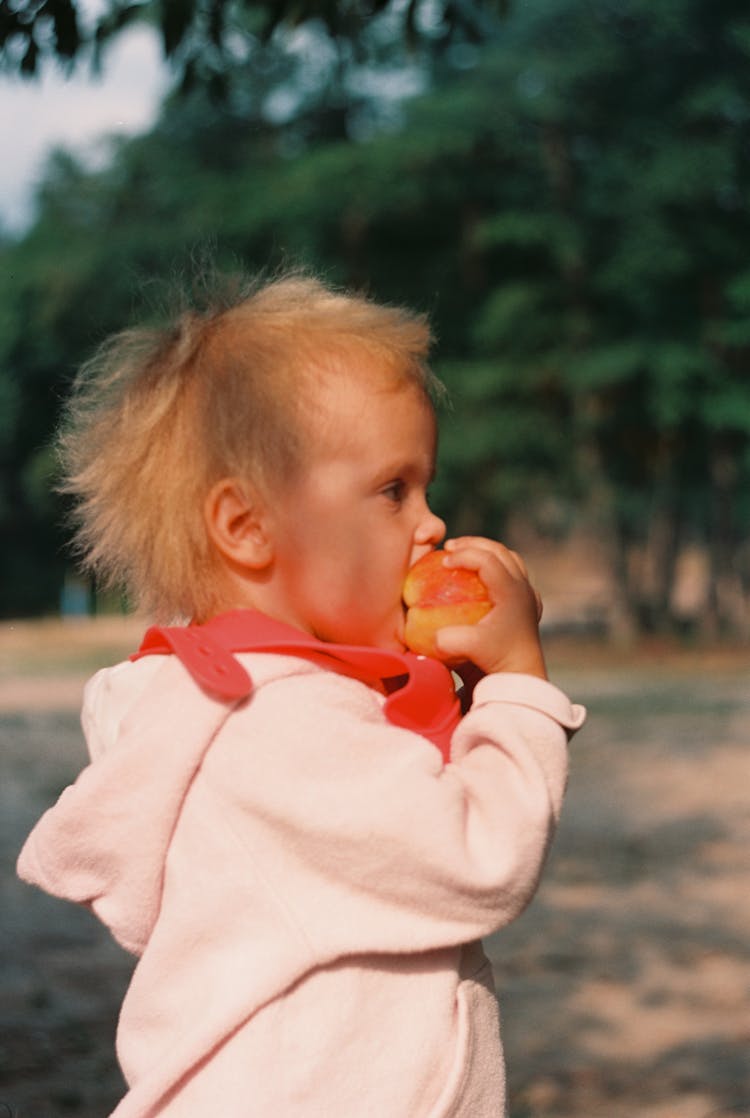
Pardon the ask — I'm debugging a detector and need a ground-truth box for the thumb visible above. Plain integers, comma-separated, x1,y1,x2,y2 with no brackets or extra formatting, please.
434,624,481,663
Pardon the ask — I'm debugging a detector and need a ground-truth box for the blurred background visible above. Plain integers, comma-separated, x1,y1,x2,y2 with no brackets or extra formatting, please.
3,0,750,642
1,2,749,1116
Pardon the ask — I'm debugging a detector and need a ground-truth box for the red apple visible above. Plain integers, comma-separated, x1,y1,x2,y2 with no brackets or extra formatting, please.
402,550,491,660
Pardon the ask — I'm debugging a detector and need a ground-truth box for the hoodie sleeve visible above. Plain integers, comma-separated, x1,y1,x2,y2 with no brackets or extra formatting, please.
199,665,585,959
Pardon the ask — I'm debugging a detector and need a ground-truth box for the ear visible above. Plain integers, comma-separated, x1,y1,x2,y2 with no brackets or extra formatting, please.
204,478,274,571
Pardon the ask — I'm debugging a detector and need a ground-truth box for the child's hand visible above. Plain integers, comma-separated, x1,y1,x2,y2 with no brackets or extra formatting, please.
435,537,547,679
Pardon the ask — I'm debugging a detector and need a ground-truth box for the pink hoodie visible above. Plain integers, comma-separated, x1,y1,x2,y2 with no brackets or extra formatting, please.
17,640,585,1117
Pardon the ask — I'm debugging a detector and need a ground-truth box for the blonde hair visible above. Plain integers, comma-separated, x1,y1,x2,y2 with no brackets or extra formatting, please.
59,270,439,621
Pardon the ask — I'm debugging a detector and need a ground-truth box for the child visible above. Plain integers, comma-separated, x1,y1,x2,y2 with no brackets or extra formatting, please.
17,271,585,1117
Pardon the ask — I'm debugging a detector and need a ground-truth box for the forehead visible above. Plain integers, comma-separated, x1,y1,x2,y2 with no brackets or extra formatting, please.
310,370,437,459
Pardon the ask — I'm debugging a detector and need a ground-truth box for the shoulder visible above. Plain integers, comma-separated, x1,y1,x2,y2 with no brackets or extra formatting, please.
82,649,395,766
203,656,446,824
82,657,165,760
235,651,388,724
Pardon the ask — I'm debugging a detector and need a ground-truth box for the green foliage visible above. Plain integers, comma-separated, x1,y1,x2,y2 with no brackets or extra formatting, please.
1,0,509,90
3,0,750,632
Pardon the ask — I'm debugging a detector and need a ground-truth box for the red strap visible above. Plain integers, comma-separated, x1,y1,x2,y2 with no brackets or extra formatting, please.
137,624,253,702
133,610,464,761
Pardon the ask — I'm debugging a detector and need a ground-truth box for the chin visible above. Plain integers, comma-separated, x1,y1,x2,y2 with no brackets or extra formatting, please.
322,611,406,652
368,623,406,653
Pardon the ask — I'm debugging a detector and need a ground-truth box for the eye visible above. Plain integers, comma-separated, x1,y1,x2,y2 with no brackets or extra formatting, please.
382,479,407,504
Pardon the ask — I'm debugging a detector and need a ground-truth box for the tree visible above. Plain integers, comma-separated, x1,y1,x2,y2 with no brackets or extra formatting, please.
0,0,509,93
176,0,750,637
215,0,750,637
3,0,750,635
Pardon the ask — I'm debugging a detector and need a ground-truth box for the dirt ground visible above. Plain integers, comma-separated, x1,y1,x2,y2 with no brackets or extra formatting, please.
1,619,749,1117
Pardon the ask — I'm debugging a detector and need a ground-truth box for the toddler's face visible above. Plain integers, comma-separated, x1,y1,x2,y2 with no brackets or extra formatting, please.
266,373,445,650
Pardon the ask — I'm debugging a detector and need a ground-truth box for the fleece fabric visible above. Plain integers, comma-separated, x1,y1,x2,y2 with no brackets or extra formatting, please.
17,638,585,1118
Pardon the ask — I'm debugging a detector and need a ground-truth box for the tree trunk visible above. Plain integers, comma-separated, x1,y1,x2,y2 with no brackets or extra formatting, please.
704,442,747,637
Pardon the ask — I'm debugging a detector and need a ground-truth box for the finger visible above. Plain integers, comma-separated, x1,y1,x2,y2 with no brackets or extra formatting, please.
444,537,530,579
442,544,528,584
433,624,483,664
444,535,503,555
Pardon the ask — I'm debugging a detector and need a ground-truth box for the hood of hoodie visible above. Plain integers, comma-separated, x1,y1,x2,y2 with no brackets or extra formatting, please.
16,655,238,955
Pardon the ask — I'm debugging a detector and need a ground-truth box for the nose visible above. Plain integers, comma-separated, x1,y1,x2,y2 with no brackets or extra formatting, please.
414,505,446,552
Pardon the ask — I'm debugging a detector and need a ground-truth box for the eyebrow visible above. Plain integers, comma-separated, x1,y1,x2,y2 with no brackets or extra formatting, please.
376,455,437,487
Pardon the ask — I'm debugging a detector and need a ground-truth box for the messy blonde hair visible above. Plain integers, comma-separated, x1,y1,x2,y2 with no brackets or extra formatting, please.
59,269,438,622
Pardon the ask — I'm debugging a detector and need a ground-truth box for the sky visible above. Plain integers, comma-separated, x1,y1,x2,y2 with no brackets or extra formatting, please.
1,22,168,234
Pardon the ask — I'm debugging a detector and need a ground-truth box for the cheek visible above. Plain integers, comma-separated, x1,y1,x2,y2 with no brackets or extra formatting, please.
335,549,401,611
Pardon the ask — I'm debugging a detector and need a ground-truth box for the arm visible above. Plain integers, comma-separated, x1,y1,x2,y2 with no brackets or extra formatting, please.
201,662,584,960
